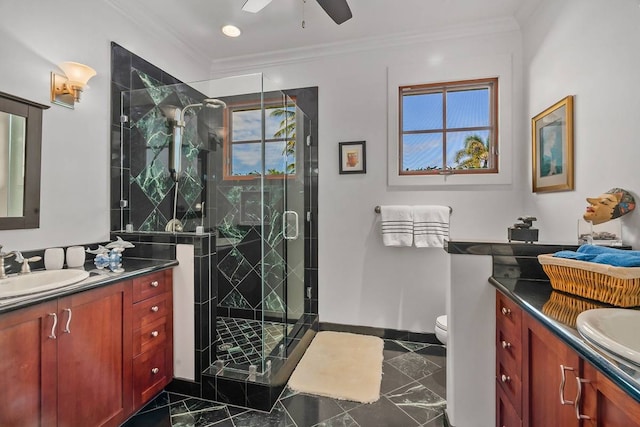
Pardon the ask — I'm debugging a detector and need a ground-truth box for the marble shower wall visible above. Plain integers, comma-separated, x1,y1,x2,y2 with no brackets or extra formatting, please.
110,42,218,233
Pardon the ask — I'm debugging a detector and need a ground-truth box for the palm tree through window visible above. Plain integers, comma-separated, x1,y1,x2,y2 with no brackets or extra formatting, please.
225,100,296,179
399,78,498,175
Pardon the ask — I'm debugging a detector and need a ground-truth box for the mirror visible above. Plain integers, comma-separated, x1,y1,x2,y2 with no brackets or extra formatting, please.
0,92,48,230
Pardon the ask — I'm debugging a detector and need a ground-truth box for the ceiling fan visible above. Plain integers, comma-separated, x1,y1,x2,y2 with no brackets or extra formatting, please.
242,0,352,25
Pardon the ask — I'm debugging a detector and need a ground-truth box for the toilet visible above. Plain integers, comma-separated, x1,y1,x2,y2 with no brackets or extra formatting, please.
435,315,448,345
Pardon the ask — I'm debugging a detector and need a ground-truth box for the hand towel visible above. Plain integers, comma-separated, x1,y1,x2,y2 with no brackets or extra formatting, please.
553,250,597,261
380,205,413,247
413,205,450,248
554,246,640,267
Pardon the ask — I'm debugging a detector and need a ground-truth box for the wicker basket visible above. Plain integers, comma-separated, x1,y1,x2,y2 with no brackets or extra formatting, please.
538,254,640,307
541,291,603,328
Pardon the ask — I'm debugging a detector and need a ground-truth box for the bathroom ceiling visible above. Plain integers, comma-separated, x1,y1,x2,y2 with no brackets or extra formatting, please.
106,0,539,67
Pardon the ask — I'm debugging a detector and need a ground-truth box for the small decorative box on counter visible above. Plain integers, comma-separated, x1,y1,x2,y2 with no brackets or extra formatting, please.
538,254,640,307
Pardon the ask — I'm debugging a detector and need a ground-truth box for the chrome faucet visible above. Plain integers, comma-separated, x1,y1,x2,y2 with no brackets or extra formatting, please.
14,252,41,274
0,245,16,279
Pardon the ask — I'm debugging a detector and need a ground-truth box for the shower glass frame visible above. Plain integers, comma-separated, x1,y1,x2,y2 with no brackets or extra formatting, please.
118,72,310,376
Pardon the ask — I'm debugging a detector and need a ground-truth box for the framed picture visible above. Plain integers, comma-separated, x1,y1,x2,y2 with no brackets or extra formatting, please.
339,141,366,174
531,95,574,193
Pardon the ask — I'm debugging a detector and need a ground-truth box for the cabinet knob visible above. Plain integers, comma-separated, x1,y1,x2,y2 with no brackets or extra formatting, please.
151,367,159,374
151,330,159,338
150,305,159,312
501,340,511,349
501,307,511,316
150,280,159,288
501,374,511,383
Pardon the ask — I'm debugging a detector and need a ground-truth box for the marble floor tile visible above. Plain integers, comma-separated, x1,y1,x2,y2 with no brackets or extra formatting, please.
387,351,441,381
415,345,446,368
347,395,420,427
386,382,446,425
280,393,345,426
123,337,447,427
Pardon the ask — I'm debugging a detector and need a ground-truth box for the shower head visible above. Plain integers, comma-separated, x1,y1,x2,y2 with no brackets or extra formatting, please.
203,98,227,109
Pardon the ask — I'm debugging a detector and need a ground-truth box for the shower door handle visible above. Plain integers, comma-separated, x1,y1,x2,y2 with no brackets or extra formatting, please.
283,211,299,240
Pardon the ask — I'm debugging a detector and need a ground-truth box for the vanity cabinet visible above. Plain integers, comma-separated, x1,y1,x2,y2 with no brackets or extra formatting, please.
496,290,640,427
131,269,173,408
0,300,58,426
0,269,173,427
0,283,132,427
56,283,133,427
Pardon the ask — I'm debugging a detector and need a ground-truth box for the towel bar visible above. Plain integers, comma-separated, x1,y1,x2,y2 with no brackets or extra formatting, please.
374,205,452,214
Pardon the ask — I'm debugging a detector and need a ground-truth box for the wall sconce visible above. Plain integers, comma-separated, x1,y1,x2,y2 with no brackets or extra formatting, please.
50,62,96,109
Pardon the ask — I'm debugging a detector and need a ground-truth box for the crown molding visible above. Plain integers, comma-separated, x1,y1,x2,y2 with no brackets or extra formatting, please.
209,16,521,74
104,0,210,73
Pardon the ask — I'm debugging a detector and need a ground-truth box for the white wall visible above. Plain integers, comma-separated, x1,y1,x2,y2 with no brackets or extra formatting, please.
213,27,527,332
0,0,209,251
522,0,640,247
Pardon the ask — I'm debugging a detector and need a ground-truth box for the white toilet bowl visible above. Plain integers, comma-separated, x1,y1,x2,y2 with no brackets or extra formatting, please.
435,315,447,345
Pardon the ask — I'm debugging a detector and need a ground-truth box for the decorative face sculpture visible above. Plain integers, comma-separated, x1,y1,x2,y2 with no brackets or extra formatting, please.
583,188,636,225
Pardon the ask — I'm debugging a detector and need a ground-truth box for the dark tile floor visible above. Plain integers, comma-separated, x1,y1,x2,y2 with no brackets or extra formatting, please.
122,339,447,427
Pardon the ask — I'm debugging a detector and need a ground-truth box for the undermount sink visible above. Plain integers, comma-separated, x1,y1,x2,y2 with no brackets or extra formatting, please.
0,269,90,299
577,308,640,367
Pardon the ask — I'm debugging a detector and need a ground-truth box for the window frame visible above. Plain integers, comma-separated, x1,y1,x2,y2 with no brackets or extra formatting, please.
222,97,297,181
398,77,499,176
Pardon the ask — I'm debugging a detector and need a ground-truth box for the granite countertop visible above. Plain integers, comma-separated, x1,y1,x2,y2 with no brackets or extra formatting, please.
490,276,640,403
0,257,178,314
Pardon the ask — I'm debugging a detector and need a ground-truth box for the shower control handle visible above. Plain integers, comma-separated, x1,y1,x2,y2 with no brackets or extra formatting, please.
283,211,299,240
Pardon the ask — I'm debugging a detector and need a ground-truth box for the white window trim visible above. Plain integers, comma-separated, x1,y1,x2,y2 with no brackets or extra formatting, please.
387,53,513,187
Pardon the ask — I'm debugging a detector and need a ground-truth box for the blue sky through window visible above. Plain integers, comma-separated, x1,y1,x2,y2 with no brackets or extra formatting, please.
230,106,295,175
402,85,491,171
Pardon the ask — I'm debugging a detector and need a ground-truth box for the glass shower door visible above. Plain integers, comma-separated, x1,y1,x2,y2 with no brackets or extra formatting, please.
259,92,307,372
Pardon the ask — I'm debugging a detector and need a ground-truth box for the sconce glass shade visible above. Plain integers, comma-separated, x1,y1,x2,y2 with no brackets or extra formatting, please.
51,61,96,109
58,62,96,89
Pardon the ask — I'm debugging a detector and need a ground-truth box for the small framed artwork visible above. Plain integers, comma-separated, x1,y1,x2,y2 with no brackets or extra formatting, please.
339,141,366,174
531,95,574,193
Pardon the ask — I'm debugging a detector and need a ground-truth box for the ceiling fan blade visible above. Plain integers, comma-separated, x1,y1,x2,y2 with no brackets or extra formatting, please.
242,0,273,13
316,0,352,25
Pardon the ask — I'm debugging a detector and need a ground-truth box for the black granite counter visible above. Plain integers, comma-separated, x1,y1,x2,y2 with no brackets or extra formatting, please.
0,257,177,314
490,276,640,403
444,240,582,256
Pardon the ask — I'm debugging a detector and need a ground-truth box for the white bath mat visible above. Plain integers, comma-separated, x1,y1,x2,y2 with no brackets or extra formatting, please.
288,331,384,403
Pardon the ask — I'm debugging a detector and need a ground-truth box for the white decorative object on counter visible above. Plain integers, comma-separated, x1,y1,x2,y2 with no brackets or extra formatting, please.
44,248,64,270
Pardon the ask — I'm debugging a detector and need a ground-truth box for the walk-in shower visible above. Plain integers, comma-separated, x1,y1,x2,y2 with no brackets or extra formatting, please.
113,62,317,408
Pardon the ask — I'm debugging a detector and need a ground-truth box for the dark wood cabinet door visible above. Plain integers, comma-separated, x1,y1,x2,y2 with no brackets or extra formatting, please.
522,311,581,427
582,363,640,427
0,300,57,427
57,283,133,427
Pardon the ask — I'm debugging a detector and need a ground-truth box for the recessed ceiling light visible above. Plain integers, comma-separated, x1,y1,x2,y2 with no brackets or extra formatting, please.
222,25,242,38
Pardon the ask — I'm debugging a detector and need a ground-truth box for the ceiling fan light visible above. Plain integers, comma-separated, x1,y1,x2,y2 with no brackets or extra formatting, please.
221,25,242,37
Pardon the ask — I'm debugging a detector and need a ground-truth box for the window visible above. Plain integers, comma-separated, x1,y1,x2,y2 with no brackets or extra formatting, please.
399,78,498,175
224,100,296,179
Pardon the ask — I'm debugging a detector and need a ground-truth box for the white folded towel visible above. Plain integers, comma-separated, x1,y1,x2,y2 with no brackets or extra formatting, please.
380,205,413,247
413,205,450,248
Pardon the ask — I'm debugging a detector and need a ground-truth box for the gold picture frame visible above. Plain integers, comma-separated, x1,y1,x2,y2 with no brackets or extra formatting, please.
532,95,574,193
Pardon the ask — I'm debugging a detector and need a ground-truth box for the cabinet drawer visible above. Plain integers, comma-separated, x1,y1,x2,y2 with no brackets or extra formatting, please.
496,291,522,336
132,271,168,303
496,326,521,376
497,358,522,417
133,348,170,408
133,293,170,329
133,316,168,357
497,380,522,427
